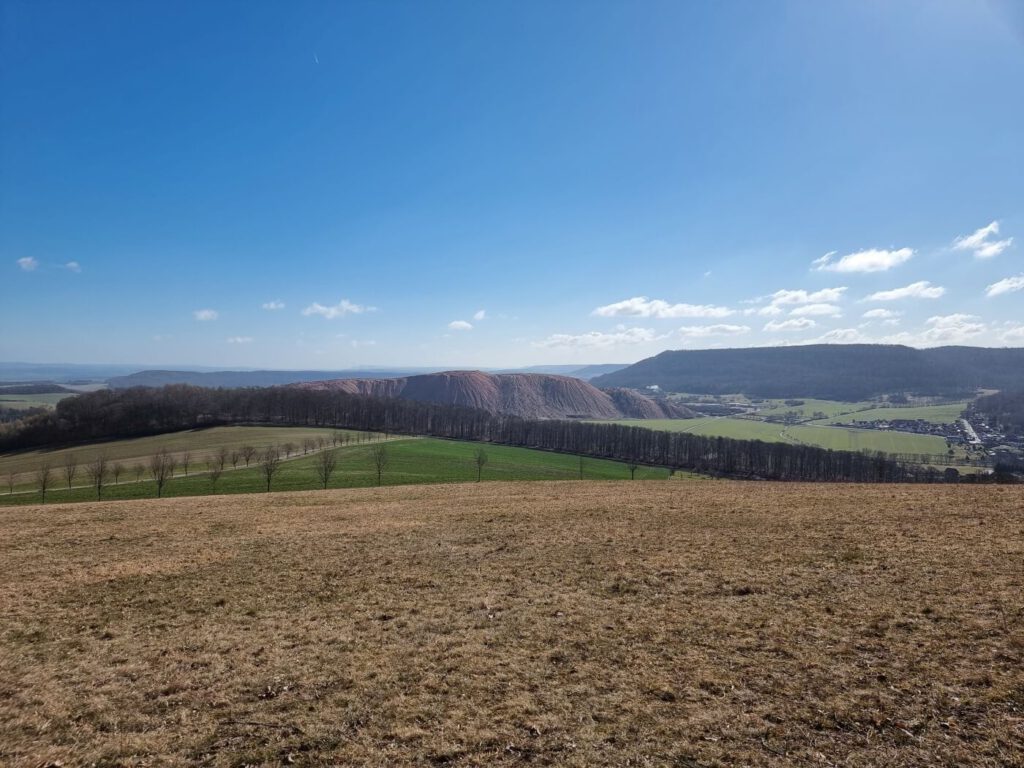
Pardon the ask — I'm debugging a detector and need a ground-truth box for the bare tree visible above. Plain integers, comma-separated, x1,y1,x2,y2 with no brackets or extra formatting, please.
230,449,240,469
111,462,124,485
133,463,145,483
627,462,639,480
314,448,338,489
208,462,224,492
282,441,296,459
332,431,343,447
371,444,389,486
241,445,257,467
302,438,315,455
180,450,192,477
148,449,175,498
215,447,230,473
35,463,53,503
474,447,488,482
62,454,78,490
259,447,282,492
85,454,110,500
5,471,14,495
317,436,327,450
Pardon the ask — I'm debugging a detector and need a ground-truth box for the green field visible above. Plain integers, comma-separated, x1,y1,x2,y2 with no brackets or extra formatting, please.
0,425,352,487
755,398,875,421
0,432,688,505
813,402,967,425
0,392,76,410
604,417,955,458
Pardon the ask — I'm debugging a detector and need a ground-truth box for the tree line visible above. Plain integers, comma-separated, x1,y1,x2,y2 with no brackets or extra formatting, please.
0,383,967,483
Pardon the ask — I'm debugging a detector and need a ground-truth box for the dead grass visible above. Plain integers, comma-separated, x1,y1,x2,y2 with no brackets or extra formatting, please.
1,481,1023,767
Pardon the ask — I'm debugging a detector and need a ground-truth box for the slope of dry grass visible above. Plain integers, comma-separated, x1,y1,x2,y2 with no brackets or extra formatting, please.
2,482,1022,766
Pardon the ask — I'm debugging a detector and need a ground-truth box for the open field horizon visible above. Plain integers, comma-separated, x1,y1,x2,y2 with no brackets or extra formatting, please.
2,481,1022,766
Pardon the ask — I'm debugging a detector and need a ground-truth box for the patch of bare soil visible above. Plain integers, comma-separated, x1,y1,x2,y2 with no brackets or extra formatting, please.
1,482,1022,766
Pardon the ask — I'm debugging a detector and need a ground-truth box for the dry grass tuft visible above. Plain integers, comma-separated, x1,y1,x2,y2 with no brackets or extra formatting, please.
1,481,1023,766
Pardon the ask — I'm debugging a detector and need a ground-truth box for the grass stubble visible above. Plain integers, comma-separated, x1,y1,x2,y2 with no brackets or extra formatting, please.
1,481,1022,766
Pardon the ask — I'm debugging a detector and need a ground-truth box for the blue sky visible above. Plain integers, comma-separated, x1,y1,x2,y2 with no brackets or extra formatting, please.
2,0,1022,368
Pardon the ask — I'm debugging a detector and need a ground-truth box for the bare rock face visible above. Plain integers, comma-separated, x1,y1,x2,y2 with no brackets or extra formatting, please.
294,371,693,420
602,387,693,419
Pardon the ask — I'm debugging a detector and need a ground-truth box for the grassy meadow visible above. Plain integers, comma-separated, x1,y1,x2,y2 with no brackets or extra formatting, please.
0,428,685,505
604,417,955,457
814,401,968,425
0,392,75,410
1,482,1021,766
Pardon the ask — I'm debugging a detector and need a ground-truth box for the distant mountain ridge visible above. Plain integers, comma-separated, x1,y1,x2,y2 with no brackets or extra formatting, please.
294,370,692,420
592,344,1024,400
107,363,628,389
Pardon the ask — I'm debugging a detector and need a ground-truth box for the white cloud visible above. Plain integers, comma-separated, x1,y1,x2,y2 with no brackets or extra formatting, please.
472,309,486,321
813,247,914,273
985,274,1024,298
1002,325,1024,344
764,317,816,332
766,287,847,305
953,221,1012,260
811,327,872,344
918,314,986,345
533,327,662,349
790,303,841,317
17,257,38,271
262,300,285,310
866,281,945,301
193,309,219,321
592,296,734,318
350,339,377,348
677,324,750,338
862,308,901,319
302,299,374,318
227,336,253,344
65,261,81,273
448,320,473,331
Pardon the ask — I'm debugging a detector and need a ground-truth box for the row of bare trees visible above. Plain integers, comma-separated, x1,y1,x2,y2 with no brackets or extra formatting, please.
19,434,401,503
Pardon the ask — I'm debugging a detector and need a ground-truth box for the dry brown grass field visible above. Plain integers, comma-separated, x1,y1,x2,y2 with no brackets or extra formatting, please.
2,482,1023,767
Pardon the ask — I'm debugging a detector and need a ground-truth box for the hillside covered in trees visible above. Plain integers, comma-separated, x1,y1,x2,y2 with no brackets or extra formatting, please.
0,384,954,484
592,344,1024,400
973,390,1024,436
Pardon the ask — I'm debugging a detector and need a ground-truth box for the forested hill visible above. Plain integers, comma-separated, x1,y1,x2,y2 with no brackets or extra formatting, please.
591,345,1024,400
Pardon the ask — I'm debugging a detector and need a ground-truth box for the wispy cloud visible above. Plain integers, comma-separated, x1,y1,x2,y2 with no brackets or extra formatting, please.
953,221,1012,259
472,309,486,321
262,300,285,310
592,296,734,319
302,299,374,319
764,317,816,332
866,281,945,301
448,320,473,331
766,287,847,306
193,309,219,321
227,336,253,344
862,308,901,319
17,257,38,272
985,274,1024,298
65,261,81,273
677,324,750,338
813,248,914,273
533,327,662,349
790,303,841,317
